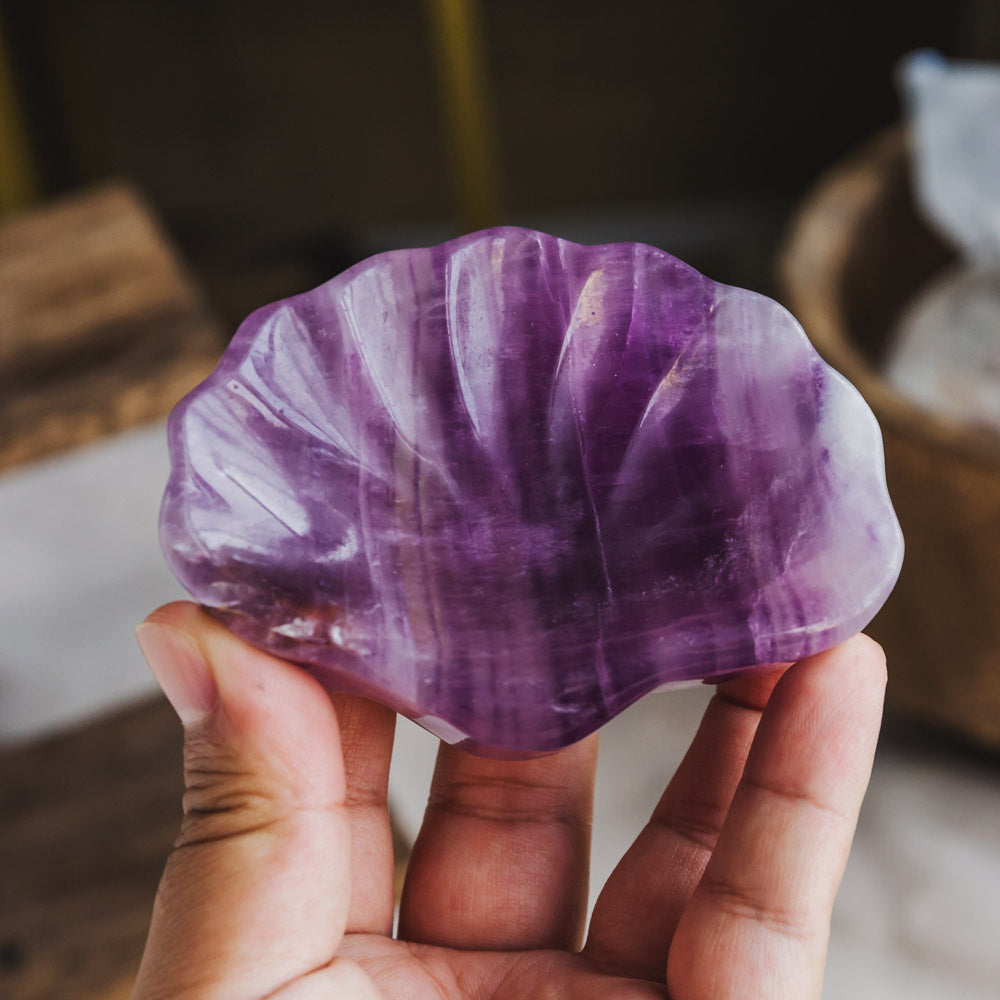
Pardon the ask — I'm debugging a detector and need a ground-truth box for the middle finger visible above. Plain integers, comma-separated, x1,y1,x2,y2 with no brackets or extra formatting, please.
398,733,599,951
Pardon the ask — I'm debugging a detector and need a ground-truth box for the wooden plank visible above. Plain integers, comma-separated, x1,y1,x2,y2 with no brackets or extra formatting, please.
0,698,184,1000
0,183,223,471
0,184,208,378
0,696,413,1000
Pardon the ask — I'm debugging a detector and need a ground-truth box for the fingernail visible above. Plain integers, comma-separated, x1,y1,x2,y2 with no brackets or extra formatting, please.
136,622,218,726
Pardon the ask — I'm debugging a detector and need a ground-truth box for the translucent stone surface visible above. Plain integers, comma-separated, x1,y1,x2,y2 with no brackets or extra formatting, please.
160,228,903,755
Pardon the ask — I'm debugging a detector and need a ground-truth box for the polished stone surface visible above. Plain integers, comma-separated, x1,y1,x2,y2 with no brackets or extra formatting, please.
160,228,902,754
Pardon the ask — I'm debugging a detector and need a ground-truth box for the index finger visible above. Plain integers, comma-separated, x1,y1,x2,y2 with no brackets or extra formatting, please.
666,634,887,1000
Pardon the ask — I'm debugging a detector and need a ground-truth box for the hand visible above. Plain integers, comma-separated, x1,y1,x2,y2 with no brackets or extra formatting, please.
132,601,885,999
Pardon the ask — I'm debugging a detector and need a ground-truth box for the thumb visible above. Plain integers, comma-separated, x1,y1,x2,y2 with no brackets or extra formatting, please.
131,602,352,1000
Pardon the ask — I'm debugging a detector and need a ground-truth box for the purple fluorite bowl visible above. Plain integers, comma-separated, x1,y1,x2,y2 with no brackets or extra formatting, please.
159,228,903,755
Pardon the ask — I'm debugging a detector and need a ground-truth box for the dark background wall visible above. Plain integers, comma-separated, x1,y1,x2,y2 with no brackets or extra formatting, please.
2,0,996,320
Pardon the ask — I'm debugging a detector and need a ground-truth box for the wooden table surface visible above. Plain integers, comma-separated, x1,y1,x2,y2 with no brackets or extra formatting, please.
0,695,413,1000
0,183,224,472
0,699,184,1000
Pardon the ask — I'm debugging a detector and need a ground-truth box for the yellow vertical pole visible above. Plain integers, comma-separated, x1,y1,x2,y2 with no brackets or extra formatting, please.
0,15,37,213
424,0,502,231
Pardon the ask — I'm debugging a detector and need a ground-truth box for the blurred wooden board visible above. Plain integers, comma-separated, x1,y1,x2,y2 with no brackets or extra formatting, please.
0,698,184,1000
0,697,413,1000
0,183,223,472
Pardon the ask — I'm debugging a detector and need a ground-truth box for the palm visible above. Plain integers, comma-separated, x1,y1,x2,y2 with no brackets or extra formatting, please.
335,935,668,999
131,603,885,1000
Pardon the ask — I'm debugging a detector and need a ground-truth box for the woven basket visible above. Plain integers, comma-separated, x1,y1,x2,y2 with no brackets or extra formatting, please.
781,129,1000,749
